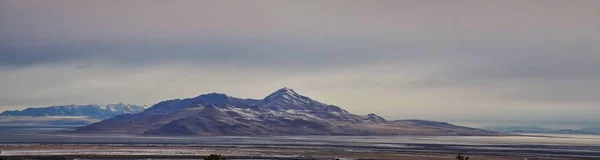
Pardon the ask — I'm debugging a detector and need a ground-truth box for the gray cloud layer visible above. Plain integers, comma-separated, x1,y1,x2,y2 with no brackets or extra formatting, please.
1,0,599,127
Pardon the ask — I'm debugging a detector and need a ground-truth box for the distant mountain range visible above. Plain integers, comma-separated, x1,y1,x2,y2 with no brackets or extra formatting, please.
0,104,146,126
76,88,500,136
482,125,600,135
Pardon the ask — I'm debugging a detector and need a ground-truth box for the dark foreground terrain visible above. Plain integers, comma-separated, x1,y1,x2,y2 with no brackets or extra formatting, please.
1,132,599,160
0,143,598,160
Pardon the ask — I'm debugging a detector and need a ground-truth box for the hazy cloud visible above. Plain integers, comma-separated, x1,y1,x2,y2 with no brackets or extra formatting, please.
1,0,599,127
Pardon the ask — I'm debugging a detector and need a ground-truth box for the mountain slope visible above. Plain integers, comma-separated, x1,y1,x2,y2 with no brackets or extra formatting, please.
76,88,499,136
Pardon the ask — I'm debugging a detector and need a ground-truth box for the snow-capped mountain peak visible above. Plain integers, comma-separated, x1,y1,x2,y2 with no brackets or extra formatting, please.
264,87,300,100
261,88,321,110
258,88,347,113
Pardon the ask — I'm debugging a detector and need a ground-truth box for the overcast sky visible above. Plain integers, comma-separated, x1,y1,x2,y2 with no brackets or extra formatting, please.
1,0,599,128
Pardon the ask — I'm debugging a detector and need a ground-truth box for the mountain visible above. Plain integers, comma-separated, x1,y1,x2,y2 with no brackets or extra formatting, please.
482,125,600,135
482,125,556,133
395,120,492,132
0,104,146,126
1,104,146,119
580,127,600,134
75,88,499,136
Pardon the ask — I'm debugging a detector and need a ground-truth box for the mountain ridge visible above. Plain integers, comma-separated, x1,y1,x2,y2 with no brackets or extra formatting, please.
0,104,147,119
76,88,500,136
483,125,600,135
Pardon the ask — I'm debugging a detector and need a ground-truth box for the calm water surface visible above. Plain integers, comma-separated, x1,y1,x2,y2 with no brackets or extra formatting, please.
0,127,599,146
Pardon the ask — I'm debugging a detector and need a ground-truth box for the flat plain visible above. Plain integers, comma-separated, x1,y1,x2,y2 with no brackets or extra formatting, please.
0,128,599,160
